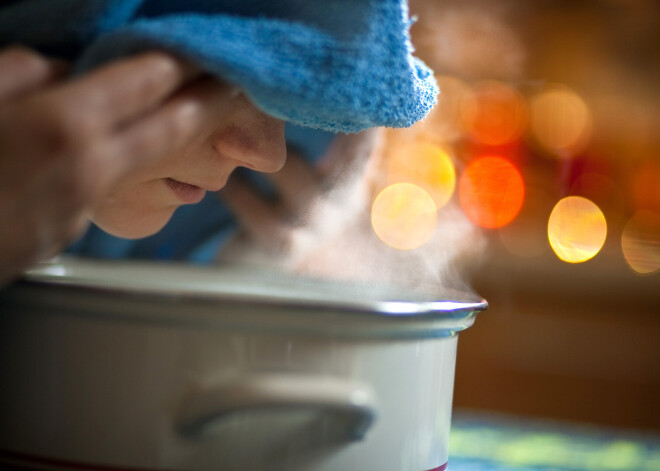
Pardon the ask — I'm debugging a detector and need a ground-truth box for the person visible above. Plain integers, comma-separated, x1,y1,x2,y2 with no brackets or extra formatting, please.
0,46,286,285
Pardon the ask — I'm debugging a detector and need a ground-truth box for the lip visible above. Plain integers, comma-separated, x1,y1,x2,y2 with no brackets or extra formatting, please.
165,178,206,204
191,171,233,193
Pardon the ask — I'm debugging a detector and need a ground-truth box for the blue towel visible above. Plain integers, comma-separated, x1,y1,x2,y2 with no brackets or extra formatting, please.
0,0,437,133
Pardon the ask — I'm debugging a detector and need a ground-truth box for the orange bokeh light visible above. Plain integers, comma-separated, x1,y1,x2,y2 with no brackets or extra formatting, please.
459,156,525,229
460,81,527,146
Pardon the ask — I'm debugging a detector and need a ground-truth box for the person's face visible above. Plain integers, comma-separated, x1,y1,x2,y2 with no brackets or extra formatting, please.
89,91,286,238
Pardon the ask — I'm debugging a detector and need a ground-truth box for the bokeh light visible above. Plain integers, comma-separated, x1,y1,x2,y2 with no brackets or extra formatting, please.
530,84,592,157
621,211,660,275
459,156,525,229
460,81,527,146
386,142,456,209
570,172,625,229
548,196,607,263
371,183,438,250
411,75,477,143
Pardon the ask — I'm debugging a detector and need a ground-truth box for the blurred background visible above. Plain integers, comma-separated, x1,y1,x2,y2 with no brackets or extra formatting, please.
397,0,659,434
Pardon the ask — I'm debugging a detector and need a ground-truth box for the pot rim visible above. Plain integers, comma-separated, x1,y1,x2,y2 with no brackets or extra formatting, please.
4,256,488,339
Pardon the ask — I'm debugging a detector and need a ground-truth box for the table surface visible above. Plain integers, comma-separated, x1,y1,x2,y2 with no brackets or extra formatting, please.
1,411,658,470
448,411,660,471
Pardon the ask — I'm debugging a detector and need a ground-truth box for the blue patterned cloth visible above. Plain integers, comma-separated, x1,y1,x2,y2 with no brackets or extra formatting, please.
0,0,437,133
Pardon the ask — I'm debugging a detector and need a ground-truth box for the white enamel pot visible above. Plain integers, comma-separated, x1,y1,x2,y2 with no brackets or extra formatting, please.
0,257,486,471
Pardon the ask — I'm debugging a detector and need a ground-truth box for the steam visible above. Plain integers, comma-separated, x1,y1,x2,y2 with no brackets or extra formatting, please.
218,129,486,293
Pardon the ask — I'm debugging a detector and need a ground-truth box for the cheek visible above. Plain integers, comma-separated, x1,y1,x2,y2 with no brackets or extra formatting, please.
89,181,177,239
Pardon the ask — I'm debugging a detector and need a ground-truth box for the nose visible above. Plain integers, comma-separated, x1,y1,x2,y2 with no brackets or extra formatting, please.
213,98,287,173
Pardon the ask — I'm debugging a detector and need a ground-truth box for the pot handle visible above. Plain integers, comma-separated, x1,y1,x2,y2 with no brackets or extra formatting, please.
176,373,377,441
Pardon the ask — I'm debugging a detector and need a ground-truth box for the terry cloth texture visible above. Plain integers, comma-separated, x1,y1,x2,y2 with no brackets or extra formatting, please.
0,0,437,133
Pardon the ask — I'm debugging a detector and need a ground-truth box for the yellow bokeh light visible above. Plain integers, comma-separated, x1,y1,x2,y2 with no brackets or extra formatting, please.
548,196,607,263
371,183,438,250
386,142,456,209
621,211,660,275
530,84,592,157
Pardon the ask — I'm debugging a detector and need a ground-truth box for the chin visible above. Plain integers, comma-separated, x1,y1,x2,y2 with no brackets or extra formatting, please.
90,208,175,240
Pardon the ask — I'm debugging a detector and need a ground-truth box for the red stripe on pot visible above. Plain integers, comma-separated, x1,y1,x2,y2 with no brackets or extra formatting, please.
1,450,448,471
0,450,183,471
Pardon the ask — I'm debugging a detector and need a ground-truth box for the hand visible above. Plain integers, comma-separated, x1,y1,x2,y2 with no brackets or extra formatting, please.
0,46,228,284
216,129,383,276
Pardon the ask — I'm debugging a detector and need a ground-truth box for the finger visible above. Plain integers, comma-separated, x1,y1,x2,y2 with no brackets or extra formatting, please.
54,51,201,131
0,46,69,103
43,216,90,260
266,149,320,212
101,77,233,186
219,176,289,251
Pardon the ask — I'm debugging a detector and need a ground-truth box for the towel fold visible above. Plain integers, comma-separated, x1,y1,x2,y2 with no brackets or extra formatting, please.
0,0,437,133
